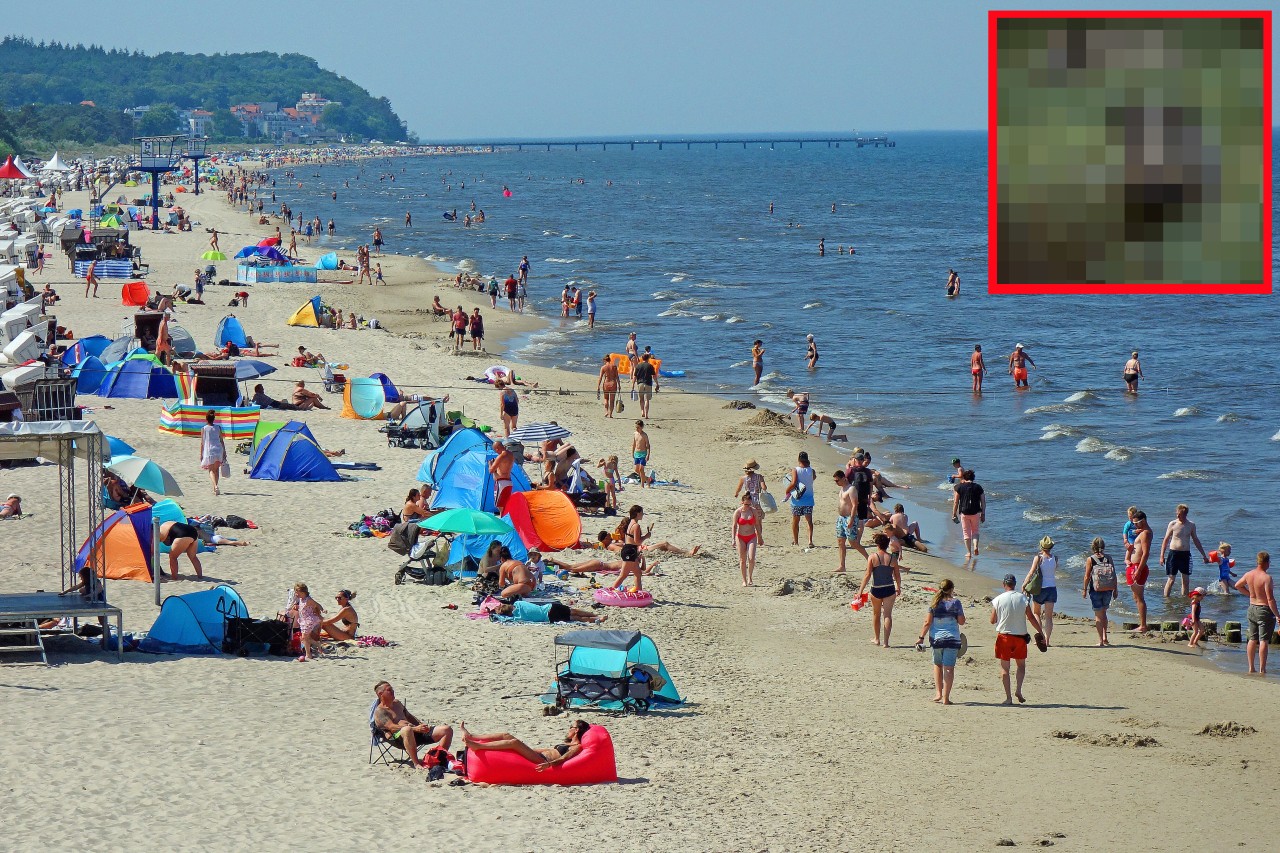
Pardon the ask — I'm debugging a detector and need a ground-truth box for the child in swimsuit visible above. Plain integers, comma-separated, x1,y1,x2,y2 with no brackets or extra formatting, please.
289,583,324,662
597,456,621,509
1216,542,1236,594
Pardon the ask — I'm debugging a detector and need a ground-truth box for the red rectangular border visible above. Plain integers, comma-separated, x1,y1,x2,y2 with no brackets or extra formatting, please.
988,9,1272,294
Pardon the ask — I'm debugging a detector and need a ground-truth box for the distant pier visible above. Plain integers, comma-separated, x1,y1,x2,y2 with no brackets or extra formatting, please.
434,136,895,152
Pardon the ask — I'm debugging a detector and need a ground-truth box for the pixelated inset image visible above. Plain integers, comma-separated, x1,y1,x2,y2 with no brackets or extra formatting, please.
994,15,1266,288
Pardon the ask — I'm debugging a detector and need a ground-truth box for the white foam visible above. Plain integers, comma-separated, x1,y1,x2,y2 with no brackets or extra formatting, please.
1022,508,1069,524
544,258,582,264
725,316,745,324
650,290,681,300
1157,469,1214,481
802,301,824,309
668,273,688,283
1039,423,1082,440
1273,429,1280,441
1063,390,1097,403
700,314,725,322
1173,406,1200,418
1217,412,1239,423
1025,403,1079,415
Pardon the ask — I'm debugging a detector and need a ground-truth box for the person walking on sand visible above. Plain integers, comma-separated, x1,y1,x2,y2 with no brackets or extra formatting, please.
831,470,866,573
991,573,1044,705
1235,552,1279,674
1022,536,1058,646
597,355,620,417
970,345,985,393
1127,510,1153,632
1123,350,1144,393
1082,537,1118,646
1159,503,1209,598
784,451,816,548
497,381,519,436
732,493,759,587
631,354,658,419
451,306,468,353
858,534,902,647
631,420,651,487
734,459,767,546
199,410,227,496
209,228,220,251
751,340,765,385
626,332,639,362
950,469,985,559
84,258,98,298
915,578,965,704
1007,343,1036,388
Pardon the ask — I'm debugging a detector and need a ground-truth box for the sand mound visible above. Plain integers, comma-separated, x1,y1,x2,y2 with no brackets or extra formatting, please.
746,409,792,429
1198,721,1257,738
722,400,756,410
1052,731,1160,748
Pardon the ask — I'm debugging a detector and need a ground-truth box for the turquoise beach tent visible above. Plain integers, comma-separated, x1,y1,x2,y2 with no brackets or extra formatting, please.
417,427,491,484
423,427,530,513
215,315,248,349
248,421,341,482
542,630,683,710
72,355,108,394
315,252,338,270
138,584,248,654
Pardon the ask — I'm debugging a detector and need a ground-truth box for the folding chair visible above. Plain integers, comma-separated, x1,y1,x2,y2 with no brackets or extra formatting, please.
368,699,413,767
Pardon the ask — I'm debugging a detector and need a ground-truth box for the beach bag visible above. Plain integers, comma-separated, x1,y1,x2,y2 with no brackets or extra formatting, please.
760,492,778,513
219,461,231,478
1023,562,1042,597
1092,552,1117,591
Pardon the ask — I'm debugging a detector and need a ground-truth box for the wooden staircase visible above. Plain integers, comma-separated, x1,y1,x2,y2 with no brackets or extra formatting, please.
0,620,48,665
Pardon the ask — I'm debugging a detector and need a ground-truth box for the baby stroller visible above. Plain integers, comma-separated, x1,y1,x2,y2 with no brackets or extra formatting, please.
547,630,671,716
384,402,439,449
387,522,454,585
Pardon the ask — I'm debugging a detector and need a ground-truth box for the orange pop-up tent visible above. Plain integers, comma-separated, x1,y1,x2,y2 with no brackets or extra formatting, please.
501,490,582,552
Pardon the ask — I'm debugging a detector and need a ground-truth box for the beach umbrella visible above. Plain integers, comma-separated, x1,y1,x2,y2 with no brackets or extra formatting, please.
418,508,514,536
201,250,227,261
124,180,138,187
106,436,135,458
257,236,281,247
232,359,276,381
106,454,183,496
234,245,261,259
507,422,572,444
0,155,28,180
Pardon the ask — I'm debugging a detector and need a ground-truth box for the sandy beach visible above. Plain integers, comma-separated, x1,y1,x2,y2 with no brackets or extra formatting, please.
2,173,1277,852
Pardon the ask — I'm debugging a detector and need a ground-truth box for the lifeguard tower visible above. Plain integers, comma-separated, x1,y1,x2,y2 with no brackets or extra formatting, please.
133,135,183,230
184,135,209,196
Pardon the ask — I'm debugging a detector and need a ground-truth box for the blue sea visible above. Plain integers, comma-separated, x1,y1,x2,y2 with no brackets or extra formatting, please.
273,130,1279,637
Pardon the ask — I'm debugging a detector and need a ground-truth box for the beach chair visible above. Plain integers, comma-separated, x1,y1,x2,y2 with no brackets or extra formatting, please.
321,363,347,394
368,699,414,767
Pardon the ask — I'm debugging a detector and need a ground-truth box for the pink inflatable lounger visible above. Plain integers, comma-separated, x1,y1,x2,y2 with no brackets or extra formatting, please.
466,725,618,786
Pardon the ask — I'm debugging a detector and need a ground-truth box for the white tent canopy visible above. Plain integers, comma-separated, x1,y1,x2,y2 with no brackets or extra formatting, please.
11,156,36,179
0,420,104,461
42,152,71,172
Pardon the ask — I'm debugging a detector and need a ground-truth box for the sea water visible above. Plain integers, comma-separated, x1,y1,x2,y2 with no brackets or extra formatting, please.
276,131,1279,627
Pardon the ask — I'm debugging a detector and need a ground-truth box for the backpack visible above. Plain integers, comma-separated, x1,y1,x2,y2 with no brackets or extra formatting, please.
1092,552,1117,591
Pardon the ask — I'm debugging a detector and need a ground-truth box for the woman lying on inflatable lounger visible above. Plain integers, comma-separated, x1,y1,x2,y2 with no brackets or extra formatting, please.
491,600,605,624
460,720,591,771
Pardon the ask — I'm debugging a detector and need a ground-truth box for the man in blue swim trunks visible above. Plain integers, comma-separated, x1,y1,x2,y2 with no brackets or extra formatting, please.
832,469,868,573
631,420,651,488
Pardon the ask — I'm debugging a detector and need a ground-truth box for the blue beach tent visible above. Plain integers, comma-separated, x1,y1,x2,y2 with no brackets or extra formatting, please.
138,584,248,654
72,355,108,394
315,252,338,271
417,427,491,484
371,372,400,403
248,421,341,482
97,358,179,399
215,315,248,349
430,447,531,515
60,334,112,367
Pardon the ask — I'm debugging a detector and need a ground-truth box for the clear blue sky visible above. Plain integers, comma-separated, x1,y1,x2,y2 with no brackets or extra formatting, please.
17,0,1279,139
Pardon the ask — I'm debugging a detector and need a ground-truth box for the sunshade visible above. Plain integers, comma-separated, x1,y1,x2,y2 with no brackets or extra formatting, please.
507,422,572,443
107,454,183,496
201,250,227,261
124,180,138,187
0,155,29,179
257,236,281,247
106,435,135,458
417,507,514,536
233,360,276,381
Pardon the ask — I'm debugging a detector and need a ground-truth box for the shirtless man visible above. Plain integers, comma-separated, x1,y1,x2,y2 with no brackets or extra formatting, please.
832,470,868,573
970,345,985,393
1128,510,1153,632
631,420,652,487
1008,343,1035,388
597,355,620,418
1159,504,1209,598
786,390,810,431
1234,552,1278,674
1123,350,1143,393
625,332,639,362
372,681,452,769
290,381,329,410
946,268,960,297
488,439,514,511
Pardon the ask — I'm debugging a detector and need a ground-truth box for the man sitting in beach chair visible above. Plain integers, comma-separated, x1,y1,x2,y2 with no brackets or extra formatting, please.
370,681,452,769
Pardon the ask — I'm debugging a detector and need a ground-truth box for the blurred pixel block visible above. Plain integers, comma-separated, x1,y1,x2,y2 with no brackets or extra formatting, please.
990,11,1270,293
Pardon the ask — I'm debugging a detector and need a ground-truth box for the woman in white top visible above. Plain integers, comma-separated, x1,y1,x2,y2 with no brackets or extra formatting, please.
199,411,227,496
1022,536,1058,646
732,459,768,546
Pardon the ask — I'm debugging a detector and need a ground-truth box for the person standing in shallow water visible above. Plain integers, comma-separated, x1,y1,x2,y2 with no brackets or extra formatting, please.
1123,350,1144,393
970,345,985,393
1008,343,1035,388
751,340,765,385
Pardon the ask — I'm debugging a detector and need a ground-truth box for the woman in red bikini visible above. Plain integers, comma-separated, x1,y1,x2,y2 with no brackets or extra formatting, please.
732,492,759,587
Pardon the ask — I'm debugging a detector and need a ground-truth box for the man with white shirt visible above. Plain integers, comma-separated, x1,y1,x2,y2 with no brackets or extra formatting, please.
990,573,1044,705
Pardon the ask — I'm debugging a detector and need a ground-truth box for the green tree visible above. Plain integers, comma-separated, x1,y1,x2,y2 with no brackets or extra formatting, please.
209,108,243,141
137,103,179,136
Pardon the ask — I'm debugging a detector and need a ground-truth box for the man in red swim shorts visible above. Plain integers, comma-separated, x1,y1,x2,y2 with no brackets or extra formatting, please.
991,573,1044,705
1008,343,1036,388
1126,510,1153,632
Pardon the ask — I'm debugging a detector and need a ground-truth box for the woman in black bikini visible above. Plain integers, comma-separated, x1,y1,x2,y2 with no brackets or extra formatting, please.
857,534,902,647
159,520,203,580
319,589,359,641
496,380,519,436
459,720,590,771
